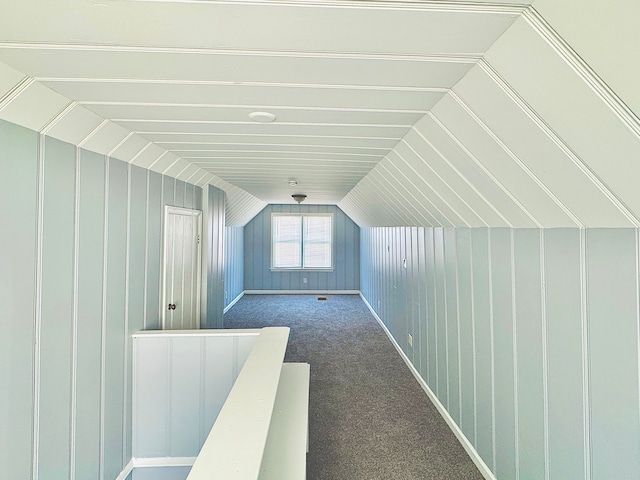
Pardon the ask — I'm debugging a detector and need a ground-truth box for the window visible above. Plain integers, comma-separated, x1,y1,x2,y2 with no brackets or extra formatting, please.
272,213,333,270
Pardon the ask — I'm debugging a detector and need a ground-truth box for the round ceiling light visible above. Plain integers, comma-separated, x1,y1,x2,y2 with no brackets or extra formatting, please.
249,111,276,123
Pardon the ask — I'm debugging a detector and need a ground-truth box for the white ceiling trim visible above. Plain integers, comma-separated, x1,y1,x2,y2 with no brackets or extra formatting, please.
107,131,136,157
39,101,76,135
448,90,581,227
0,42,482,63
110,119,414,128
126,0,528,14
427,108,541,227
524,8,640,139
411,123,511,227
0,77,34,110
401,138,489,227
477,59,640,227
34,77,450,93
79,101,429,115
77,118,109,148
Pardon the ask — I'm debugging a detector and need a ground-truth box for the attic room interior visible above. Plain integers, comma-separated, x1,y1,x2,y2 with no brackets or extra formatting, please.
1,0,640,479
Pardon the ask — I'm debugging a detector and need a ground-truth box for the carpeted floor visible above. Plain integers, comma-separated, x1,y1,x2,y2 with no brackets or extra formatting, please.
223,294,483,480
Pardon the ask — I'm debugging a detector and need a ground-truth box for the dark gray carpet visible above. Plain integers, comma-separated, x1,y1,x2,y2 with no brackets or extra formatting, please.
223,294,483,480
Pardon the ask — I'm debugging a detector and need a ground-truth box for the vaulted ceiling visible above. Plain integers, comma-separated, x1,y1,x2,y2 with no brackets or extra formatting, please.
0,0,638,227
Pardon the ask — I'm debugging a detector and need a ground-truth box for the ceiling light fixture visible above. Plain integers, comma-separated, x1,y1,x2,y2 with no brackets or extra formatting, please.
292,194,307,204
288,179,297,186
249,111,276,123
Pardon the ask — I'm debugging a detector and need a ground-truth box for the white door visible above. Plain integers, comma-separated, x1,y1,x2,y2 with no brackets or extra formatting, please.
162,206,202,330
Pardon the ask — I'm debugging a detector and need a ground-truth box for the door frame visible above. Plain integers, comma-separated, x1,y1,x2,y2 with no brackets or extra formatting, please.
161,205,203,330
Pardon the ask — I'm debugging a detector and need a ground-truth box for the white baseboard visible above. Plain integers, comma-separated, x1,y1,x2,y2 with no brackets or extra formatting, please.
115,459,135,480
359,293,496,480
244,290,359,295
224,291,245,313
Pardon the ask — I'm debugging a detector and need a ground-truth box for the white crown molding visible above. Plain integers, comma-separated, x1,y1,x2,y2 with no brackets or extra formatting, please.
523,8,640,139
477,60,640,227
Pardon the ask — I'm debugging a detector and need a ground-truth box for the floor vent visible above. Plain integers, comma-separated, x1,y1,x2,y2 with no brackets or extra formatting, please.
317,297,327,301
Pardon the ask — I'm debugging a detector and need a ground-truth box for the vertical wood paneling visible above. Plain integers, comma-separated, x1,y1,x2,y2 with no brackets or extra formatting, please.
0,120,208,480
104,157,128,480
162,176,175,208
0,120,38,480
74,149,106,480
586,229,640,479
145,170,163,330
243,204,359,291
38,136,76,480
513,229,545,479
124,165,148,461
470,228,493,468
204,186,225,328
434,228,447,403
444,228,461,423
456,228,475,443
490,228,516,479
544,228,586,479
174,180,186,208
224,227,244,309
425,228,437,388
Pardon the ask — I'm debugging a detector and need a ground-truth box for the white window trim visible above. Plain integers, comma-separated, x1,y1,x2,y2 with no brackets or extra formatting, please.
270,212,334,272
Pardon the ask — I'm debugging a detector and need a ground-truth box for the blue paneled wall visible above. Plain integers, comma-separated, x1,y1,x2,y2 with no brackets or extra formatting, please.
224,226,244,308
0,119,203,480
244,204,359,291
360,226,640,480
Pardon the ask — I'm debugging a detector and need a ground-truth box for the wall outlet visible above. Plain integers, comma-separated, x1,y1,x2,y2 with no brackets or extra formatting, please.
303,277,307,284
403,258,407,269
408,333,413,347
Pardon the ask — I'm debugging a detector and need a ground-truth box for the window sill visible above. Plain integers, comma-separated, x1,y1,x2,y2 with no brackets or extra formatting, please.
270,268,334,273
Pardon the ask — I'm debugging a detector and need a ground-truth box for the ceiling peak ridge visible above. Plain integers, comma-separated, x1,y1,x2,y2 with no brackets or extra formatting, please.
476,59,640,228
127,0,528,14
0,41,480,63
523,7,640,140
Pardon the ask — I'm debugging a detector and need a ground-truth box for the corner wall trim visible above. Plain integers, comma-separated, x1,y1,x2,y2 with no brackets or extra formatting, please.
223,291,245,314
359,292,497,480
244,290,360,295
114,459,134,480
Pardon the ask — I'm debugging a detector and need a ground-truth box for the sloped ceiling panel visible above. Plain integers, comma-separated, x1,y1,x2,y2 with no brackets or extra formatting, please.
343,6,640,229
534,0,640,120
484,15,640,226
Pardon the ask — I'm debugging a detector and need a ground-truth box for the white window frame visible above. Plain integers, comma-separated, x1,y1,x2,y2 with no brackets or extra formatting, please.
270,212,334,271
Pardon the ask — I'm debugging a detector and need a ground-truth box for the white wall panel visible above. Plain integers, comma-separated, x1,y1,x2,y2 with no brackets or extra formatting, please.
513,229,545,479
455,228,475,444
586,229,640,479
485,18,640,223
38,137,76,480
0,120,38,480
133,332,259,459
543,229,586,479
469,228,493,469
443,228,461,423
74,149,106,480
454,64,632,227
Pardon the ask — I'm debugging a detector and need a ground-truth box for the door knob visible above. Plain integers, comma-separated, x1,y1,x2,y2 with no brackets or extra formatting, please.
168,303,176,310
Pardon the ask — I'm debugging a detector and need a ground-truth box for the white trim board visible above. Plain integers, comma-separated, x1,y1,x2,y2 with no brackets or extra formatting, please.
244,290,359,295
359,292,497,480
223,291,245,314
114,459,134,480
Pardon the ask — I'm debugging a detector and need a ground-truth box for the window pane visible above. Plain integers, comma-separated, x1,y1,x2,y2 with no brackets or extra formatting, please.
303,216,332,268
273,215,301,268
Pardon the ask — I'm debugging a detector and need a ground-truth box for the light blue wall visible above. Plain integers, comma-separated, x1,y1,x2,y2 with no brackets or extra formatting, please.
244,204,359,291
0,119,203,480
360,226,640,480
203,185,225,328
224,226,244,308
